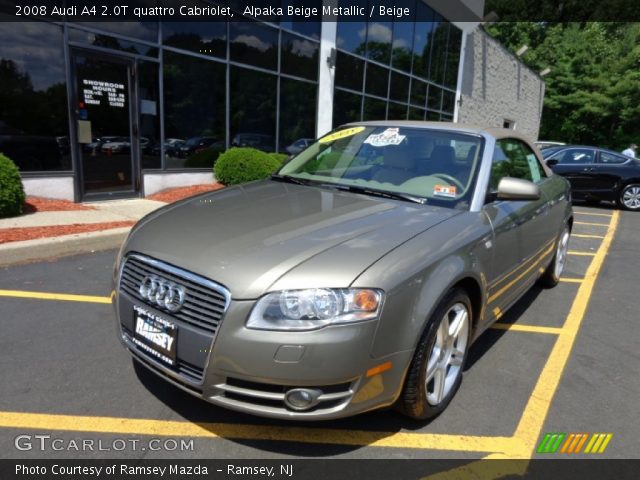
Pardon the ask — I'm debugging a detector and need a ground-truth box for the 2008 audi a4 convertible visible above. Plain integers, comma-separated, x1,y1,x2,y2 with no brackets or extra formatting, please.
112,122,572,420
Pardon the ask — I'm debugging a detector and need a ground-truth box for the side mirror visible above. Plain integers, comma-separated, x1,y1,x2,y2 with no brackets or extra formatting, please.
545,158,558,167
497,177,541,201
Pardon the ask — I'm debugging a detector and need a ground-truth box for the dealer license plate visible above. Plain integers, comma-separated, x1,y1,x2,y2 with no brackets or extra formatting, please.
133,305,177,366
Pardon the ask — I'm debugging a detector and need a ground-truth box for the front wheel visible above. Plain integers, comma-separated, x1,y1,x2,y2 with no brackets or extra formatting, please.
539,225,570,288
396,289,471,420
618,184,640,211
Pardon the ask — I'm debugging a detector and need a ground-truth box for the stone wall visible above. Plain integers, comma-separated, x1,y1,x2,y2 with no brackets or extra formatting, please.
457,28,545,141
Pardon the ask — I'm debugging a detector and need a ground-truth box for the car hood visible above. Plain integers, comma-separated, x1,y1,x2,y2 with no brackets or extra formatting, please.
124,181,460,299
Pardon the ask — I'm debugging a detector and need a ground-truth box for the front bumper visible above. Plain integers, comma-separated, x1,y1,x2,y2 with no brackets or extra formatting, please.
115,282,412,421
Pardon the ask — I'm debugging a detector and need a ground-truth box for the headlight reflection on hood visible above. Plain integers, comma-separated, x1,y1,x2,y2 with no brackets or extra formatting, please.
246,288,383,331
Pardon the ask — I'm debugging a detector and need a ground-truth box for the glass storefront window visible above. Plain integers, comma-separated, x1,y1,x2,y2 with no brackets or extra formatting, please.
442,90,456,115
162,22,226,59
76,22,158,43
409,107,426,121
389,72,410,103
279,78,317,150
363,96,387,121
163,51,226,169
281,0,321,40
69,28,159,57
411,79,427,107
365,62,388,98
139,61,161,170
333,89,362,127
365,21,392,64
387,102,407,121
281,31,319,81
229,21,278,71
335,0,367,54
412,2,435,79
390,0,415,73
428,85,443,111
230,66,277,152
0,22,70,172
445,26,462,89
335,51,364,91
429,17,449,85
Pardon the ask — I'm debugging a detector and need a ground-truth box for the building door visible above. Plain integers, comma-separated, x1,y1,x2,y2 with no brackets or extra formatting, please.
72,50,138,200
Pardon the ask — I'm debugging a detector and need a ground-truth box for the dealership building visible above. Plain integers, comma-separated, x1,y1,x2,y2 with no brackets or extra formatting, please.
0,0,545,202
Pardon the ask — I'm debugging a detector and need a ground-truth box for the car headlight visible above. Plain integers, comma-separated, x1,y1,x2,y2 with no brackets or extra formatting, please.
246,288,383,331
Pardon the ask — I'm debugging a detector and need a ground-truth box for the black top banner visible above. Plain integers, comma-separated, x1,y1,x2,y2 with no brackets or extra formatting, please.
1,0,640,22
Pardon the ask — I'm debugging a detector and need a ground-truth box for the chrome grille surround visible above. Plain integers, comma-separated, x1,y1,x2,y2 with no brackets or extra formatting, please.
119,253,231,335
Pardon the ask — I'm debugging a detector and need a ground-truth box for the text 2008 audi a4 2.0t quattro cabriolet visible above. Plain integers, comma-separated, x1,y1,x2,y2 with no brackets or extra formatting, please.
112,122,572,420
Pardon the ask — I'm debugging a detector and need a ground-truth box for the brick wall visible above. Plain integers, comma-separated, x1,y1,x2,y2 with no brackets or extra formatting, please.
457,28,545,141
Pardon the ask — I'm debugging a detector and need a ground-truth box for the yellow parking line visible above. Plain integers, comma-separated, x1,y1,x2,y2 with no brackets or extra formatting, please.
0,411,516,453
571,234,604,239
512,210,618,456
568,251,596,256
559,278,584,284
573,211,612,218
490,323,566,335
574,221,609,227
0,289,111,304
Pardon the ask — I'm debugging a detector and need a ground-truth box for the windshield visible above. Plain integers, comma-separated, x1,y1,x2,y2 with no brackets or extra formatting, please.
278,126,483,210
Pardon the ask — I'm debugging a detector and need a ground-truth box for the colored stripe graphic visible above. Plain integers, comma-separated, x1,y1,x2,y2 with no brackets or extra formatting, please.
538,433,613,454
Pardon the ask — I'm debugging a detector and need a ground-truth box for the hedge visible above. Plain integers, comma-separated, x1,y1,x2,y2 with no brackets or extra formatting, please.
0,153,25,218
214,147,281,185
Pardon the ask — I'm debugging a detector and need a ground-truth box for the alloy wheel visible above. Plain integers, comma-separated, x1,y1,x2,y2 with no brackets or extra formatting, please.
622,185,640,210
425,302,469,406
554,228,571,279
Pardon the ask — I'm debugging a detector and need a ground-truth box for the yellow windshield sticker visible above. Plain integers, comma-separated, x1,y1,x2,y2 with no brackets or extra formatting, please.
319,126,365,144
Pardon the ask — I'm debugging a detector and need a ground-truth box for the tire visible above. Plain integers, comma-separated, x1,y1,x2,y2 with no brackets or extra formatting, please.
617,184,640,211
396,289,472,420
539,225,570,288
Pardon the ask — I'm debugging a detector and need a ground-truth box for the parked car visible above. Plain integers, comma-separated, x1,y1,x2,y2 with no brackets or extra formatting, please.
285,138,314,156
113,122,572,420
542,145,640,210
179,137,220,158
231,133,275,152
101,137,131,154
535,141,565,150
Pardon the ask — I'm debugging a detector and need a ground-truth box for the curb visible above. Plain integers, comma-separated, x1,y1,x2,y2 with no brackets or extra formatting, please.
0,227,131,267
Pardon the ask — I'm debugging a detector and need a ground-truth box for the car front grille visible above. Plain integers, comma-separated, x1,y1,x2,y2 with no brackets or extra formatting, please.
119,253,230,335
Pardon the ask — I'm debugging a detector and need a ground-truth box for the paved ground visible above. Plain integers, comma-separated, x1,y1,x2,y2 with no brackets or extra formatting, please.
0,205,637,469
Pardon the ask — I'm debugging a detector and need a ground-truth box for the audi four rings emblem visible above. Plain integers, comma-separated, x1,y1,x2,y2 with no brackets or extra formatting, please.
138,275,186,312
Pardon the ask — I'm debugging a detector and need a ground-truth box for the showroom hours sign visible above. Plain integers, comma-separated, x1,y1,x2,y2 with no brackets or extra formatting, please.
82,79,126,108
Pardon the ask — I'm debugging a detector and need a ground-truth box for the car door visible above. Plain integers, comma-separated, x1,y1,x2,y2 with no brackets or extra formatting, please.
546,147,597,196
482,138,553,318
589,150,631,199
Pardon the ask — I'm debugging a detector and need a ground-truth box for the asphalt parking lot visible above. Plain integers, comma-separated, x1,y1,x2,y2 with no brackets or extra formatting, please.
0,204,638,467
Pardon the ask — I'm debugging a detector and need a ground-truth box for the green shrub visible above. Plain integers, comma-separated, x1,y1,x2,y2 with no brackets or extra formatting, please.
0,153,25,218
267,152,289,165
214,147,281,185
184,148,221,168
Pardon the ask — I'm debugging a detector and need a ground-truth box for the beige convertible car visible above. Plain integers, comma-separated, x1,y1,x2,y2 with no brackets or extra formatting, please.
113,122,572,420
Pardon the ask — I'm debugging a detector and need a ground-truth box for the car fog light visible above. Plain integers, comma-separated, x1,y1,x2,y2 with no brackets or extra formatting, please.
284,388,322,411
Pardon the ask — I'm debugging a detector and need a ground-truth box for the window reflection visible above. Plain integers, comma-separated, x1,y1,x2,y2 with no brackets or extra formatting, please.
428,85,443,111
365,21,392,64
69,28,159,57
411,79,427,107
429,18,449,84
335,0,367,54
389,72,410,103
281,31,319,81
335,51,364,91
363,96,386,121
279,78,316,149
387,102,407,121
333,89,362,127
281,0,321,40
409,107,426,121
445,27,462,88
390,0,415,72
412,2,435,79
230,21,278,71
0,22,70,171
139,61,160,170
365,62,388,98
162,22,226,58
163,52,226,169
230,66,277,152
76,22,158,43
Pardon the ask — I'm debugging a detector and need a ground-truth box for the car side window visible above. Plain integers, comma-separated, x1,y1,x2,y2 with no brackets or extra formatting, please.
488,139,533,191
518,141,547,183
599,151,628,164
552,148,595,165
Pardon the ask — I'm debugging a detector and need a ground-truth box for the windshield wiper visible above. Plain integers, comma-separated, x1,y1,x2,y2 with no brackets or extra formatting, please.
322,183,427,205
270,174,312,186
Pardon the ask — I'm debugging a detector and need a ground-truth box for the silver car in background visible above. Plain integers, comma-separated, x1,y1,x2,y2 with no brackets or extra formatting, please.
113,122,572,420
